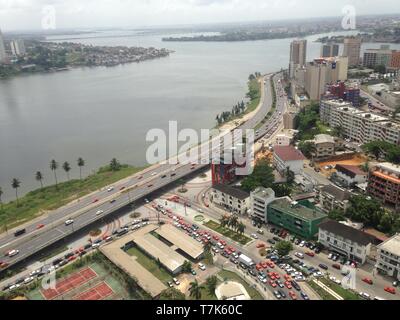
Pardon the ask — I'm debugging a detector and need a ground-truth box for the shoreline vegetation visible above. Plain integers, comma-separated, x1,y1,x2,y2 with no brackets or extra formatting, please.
0,41,173,79
0,163,146,232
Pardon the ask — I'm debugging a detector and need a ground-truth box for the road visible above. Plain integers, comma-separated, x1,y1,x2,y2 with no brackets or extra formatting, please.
0,73,280,273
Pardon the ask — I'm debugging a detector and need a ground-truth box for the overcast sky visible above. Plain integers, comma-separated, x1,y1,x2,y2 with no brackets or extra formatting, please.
0,0,399,31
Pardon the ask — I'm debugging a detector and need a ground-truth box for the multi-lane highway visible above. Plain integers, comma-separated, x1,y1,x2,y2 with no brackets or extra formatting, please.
0,73,284,273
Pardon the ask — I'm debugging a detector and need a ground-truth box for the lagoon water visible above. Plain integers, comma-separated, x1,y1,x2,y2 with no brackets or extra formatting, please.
1,28,398,200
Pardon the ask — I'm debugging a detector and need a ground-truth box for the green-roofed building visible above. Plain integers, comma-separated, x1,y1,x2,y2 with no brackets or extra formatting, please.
267,197,327,240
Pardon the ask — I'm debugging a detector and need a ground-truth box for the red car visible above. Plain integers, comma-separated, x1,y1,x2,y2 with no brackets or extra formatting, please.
289,291,297,300
273,272,280,280
0,262,9,269
256,243,266,248
267,261,275,268
68,255,76,262
213,235,220,241
285,281,292,289
268,272,276,280
269,280,277,288
261,261,269,269
256,264,264,271
284,274,292,282
362,278,373,285
220,240,227,246
92,199,99,203
384,287,396,294
36,224,45,230
306,251,315,257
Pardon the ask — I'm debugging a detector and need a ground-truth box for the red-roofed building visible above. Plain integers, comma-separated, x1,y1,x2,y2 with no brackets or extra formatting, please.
334,164,368,187
273,146,306,175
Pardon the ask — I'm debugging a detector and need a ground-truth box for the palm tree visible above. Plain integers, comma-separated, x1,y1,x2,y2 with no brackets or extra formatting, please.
62,162,71,180
35,171,44,189
50,160,59,187
205,276,218,295
228,215,239,231
11,178,21,205
188,280,204,300
77,157,85,180
237,221,246,235
0,187,3,210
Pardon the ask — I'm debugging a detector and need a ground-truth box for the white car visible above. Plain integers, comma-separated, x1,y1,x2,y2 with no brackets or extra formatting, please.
199,263,206,271
173,278,180,285
151,172,157,176
107,187,114,192
359,292,371,300
299,241,306,247
65,219,74,226
251,233,258,239
96,210,104,216
295,252,304,259
92,243,101,249
24,277,34,284
7,249,20,257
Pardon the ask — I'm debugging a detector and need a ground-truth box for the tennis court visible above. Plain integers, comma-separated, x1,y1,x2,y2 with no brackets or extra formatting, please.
73,282,114,300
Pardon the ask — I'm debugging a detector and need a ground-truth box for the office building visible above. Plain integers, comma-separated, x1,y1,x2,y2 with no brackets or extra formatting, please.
211,184,250,215
375,234,400,281
0,28,7,63
10,39,26,56
320,100,400,146
289,40,307,78
363,45,393,68
250,187,276,223
318,220,375,264
343,38,361,66
321,43,339,58
367,163,400,209
267,198,327,239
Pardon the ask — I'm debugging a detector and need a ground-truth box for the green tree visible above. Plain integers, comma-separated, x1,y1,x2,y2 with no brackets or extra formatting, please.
237,221,246,235
50,159,59,187
205,276,218,295
110,158,121,171
241,159,275,192
35,171,44,189
228,214,239,231
11,178,21,205
328,209,346,222
272,183,292,197
159,288,186,300
285,167,295,184
77,157,85,180
0,187,3,210
346,195,385,227
298,141,316,159
188,280,204,300
62,162,71,180
182,261,193,273
275,241,293,257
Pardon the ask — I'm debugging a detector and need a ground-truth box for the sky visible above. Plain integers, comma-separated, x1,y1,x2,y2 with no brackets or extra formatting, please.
0,0,399,31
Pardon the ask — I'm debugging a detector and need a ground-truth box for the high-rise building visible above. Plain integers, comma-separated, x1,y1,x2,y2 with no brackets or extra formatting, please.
10,39,26,56
0,28,7,63
321,43,339,58
343,38,361,66
363,45,394,69
289,40,307,78
390,51,400,69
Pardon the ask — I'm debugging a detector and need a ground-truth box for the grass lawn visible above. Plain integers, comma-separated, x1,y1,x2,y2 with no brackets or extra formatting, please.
244,79,262,114
0,164,146,231
126,246,172,283
320,278,361,300
218,270,263,300
204,220,252,245
307,280,338,300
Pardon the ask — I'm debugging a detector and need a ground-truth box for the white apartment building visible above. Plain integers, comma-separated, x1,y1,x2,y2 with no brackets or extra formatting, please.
250,187,275,223
318,220,375,264
320,99,400,146
375,234,400,281
10,39,26,56
317,185,352,213
211,184,250,215
273,146,306,175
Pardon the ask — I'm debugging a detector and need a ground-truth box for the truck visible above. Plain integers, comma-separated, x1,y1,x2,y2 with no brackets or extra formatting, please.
238,254,255,269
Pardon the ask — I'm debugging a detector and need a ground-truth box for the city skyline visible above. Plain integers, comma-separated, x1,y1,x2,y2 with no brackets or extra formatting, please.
0,0,400,31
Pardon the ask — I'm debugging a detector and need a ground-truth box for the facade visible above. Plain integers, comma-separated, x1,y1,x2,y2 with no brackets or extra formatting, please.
317,185,351,213
367,163,400,209
211,184,250,215
289,40,307,78
321,43,339,58
390,51,400,69
250,187,276,223
312,134,335,160
320,99,400,146
283,111,298,130
334,164,367,187
10,39,26,56
325,81,361,107
375,234,400,281
267,197,327,239
0,29,7,63
273,146,306,175
343,38,361,66
318,220,374,264
363,45,393,68
211,149,246,185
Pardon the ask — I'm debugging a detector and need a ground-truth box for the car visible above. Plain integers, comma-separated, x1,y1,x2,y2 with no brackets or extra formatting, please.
7,249,20,257
384,287,396,294
92,198,99,203
299,241,306,247
300,291,310,300
110,199,117,204
251,233,258,239
65,219,74,226
36,224,45,230
362,278,373,285
167,281,173,288
328,253,333,260
278,290,287,299
284,281,292,289
319,264,328,270
306,251,315,257
96,210,104,216
107,186,114,192
173,278,180,285
120,186,126,191
267,239,276,245
289,291,297,300
273,290,282,299
148,184,153,188
332,264,341,270
198,263,206,271
393,281,399,287
359,292,371,300
191,269,197,276
269,280,277,288
276,280,284,288
295,252,304,259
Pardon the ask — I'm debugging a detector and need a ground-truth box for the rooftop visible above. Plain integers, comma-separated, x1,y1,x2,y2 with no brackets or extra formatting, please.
320,185,351,202
335,164,366,178
274,146,306,162
269,197,327,221
319,219,376,246
155,224,204,260
212,184,250,200
377,234,400,255
315,134,335,145
251,187,275,199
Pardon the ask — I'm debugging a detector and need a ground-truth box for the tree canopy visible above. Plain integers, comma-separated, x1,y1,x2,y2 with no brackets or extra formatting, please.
241,159,275,192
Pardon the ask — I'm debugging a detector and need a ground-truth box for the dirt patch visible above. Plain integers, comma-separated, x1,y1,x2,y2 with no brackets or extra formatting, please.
316,154,368,177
